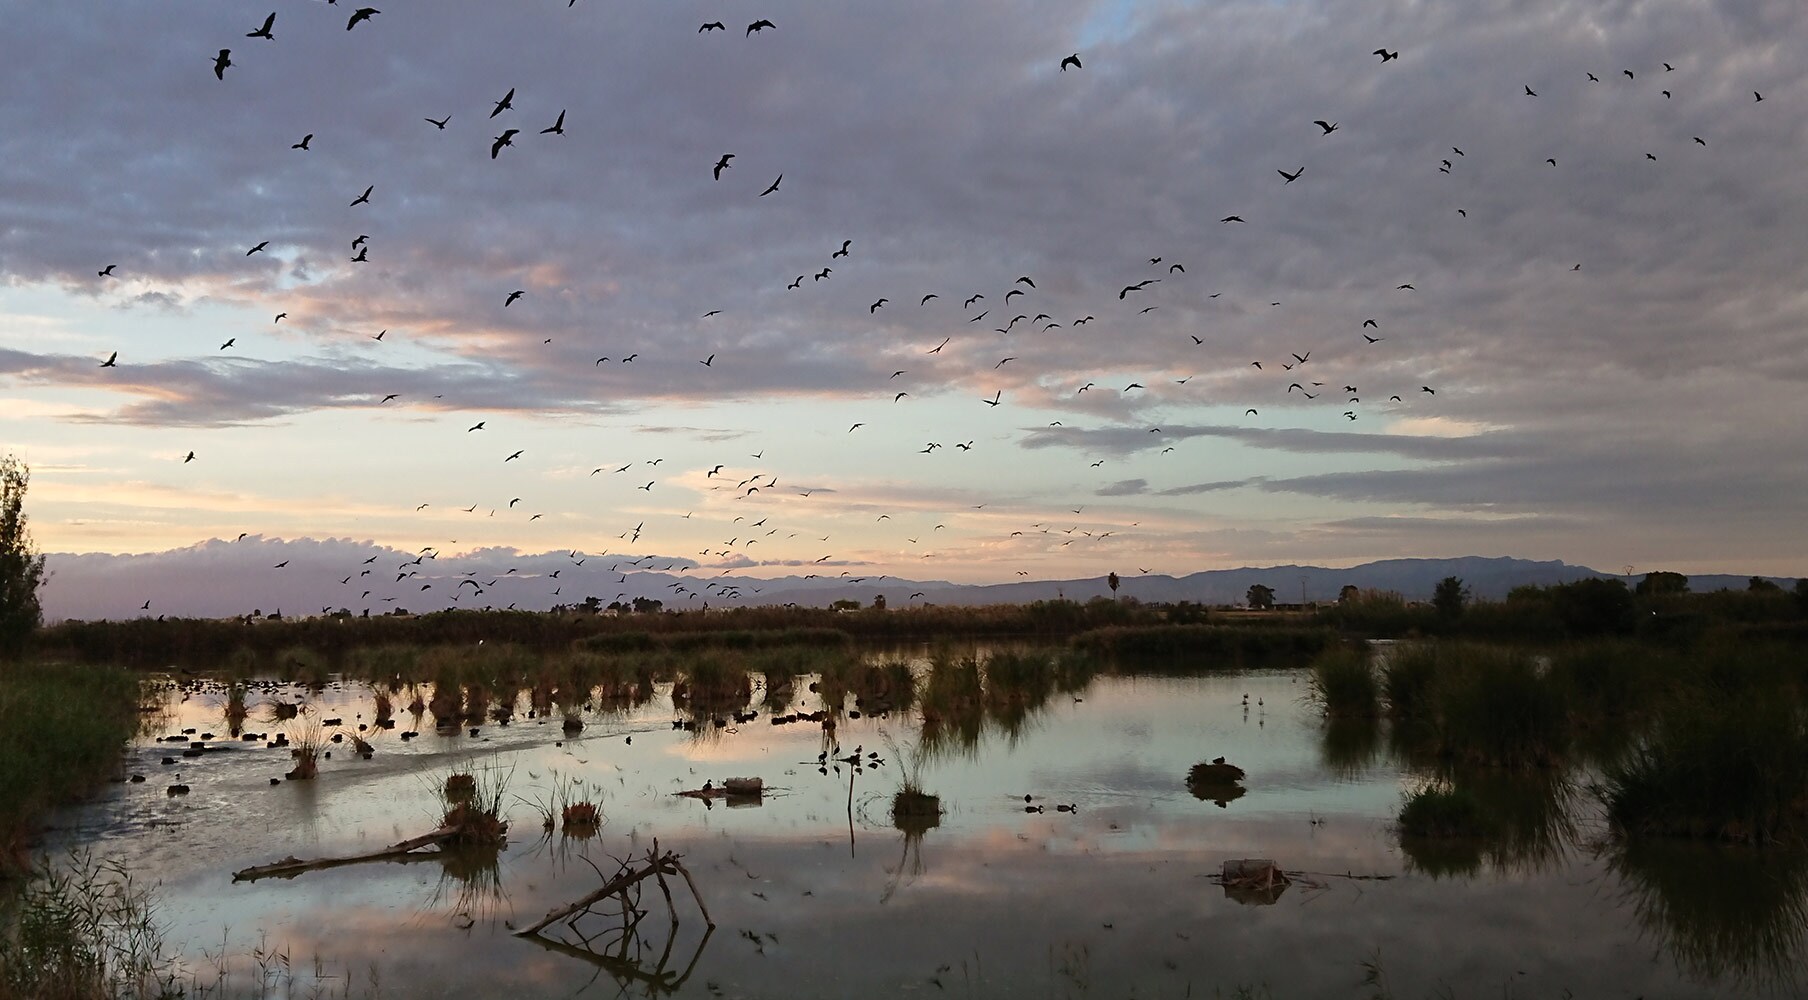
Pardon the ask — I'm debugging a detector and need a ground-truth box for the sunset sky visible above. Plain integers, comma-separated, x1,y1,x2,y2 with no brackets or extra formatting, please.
4,0,1806,618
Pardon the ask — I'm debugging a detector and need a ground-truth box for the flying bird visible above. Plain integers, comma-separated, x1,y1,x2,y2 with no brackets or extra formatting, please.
700,354,715,366
1277,166,1303,183
184,451,196,463
504,290,524,307
490,87,515,118
98,264,116,277
1525,85,1538,96
746,19,776,36
491,129,518,158
921,293,937,304
291,133,312,150
1220,215,1245,223
700,21,725,32
1060,53,1082,71
246,241,269,256
213,49,232,80
1373,48,1398,61
425,114,450,129
713,153,734,179
99,351,117,368
759,174,782,196
870,298,887,313
247,12,275,39
505,450,524,462
540,110,566,135
350,185,373,206
833,240,851,257
219,338,235,351
346,7,379,30
1313,120,1338,134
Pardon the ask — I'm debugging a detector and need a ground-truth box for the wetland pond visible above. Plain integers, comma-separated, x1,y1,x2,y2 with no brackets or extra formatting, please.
44,646,1808,998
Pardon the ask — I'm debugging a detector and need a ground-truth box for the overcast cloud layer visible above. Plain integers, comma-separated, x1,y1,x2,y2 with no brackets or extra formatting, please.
4,0,1806,616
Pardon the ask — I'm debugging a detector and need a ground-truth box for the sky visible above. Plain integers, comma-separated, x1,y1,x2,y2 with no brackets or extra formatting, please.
4,0,1807,618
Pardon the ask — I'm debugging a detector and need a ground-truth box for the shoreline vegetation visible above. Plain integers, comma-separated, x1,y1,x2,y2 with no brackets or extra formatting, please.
0,580,1803,863
1,578,1806,994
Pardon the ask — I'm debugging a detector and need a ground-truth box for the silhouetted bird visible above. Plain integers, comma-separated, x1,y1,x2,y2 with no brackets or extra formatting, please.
490,87,515,118
746,19,775,35
346,7,378,30
213,49,232,80
1061,53,1082,71
247,12,275,39
491,129,519,158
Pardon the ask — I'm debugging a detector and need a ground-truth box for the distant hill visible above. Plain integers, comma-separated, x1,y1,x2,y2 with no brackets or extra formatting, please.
755,555,1615,608
42,540,1796,621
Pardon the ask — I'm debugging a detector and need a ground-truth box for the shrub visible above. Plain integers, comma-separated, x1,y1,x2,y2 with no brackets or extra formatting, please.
1308,645,1379,717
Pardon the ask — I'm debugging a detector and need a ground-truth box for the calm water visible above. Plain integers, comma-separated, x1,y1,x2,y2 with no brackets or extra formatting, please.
45,652,1808,998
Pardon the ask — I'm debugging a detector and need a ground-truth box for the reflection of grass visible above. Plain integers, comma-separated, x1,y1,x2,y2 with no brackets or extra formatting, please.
1396,769,1577,877
1318,716,1382,780
1607,837,1808,990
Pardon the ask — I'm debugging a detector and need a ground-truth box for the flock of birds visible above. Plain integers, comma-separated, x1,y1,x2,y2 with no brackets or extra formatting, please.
77,5,1769,618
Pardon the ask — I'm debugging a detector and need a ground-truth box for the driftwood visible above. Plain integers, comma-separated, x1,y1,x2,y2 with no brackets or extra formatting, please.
232,826,459,882
515,841,714,939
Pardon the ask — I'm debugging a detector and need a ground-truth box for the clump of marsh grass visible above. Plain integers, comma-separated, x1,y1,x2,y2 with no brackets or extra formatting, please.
1397,785,1491,839
0,849,183,1000
0,664,142,871
1428,644,1567,767
222,683,249,736
284,713,323,781
1600,693,1808,844
1378,643,1439,723
438,766,510,849
1308,644,1380,718
560,801,602,838
883,731,941,832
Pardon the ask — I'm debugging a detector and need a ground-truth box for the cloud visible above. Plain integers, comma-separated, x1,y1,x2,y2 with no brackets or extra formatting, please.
4,0,1808,580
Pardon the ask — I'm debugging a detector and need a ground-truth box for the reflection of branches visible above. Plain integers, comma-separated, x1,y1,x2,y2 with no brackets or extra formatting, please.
521,923,716,997
1605,838,1808,991
515,843,716,997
